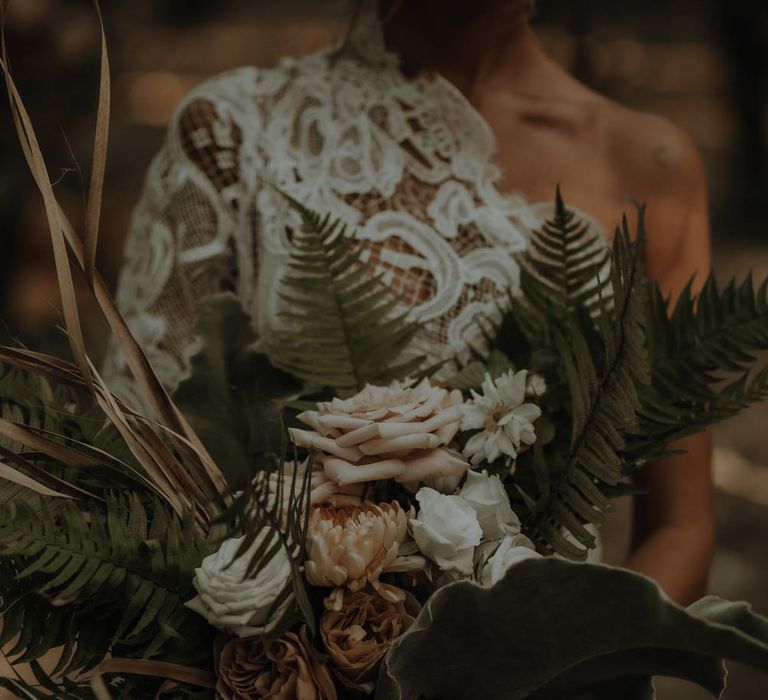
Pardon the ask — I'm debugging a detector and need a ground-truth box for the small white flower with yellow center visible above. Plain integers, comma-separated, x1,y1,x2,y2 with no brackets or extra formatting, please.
460,370,542,466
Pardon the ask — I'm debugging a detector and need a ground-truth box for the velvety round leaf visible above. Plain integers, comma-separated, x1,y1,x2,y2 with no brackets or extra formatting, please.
377,559,768,700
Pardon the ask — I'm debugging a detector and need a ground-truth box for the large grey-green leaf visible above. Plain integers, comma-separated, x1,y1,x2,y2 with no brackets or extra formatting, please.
173,294,300,486
377,559,768,700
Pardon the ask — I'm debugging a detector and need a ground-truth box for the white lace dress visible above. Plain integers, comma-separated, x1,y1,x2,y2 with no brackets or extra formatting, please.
104,3,599,410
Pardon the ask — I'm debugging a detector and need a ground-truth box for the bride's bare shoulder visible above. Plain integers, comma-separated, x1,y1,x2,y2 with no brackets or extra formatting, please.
596,96,706,204
578,87,710,282
531,60,705,202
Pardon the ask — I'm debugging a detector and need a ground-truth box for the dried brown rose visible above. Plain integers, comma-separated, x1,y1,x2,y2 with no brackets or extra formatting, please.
216,627,337,700
320,588,419,694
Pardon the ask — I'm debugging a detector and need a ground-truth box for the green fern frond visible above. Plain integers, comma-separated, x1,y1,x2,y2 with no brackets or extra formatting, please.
487,189,768,558
0,495,213,678
0,367,78,452
521,187,611,320
448,189,610,392
524,214,649,559
0,363,148,499
623,274,768,464
270,196,423,395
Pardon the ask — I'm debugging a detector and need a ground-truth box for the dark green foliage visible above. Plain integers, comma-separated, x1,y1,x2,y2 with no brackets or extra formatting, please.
173,294,301,487
625,274,768,465
270,195,423,396
0,367,79,438
0,673,215,699
477,191,768,560
172,294,317,641
0,364,148,499
0,495,214,680
377,558,768,700
447,350,515,392
524,218,649,558
0,673,95,699
521,188,611,321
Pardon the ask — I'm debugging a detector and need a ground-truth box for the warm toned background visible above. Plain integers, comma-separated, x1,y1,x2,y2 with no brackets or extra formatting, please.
0,0,767,697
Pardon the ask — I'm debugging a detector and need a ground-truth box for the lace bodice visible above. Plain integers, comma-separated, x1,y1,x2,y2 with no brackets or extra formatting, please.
104,3,599,407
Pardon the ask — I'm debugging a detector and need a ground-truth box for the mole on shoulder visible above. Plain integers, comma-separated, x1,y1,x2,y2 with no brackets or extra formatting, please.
652,144,670,170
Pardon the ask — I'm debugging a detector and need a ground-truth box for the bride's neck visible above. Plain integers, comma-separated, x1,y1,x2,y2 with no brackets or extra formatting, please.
381,0,540,95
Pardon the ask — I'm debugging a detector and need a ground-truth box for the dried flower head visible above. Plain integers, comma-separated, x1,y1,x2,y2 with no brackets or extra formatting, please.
216,626,337,700
305,502,413,601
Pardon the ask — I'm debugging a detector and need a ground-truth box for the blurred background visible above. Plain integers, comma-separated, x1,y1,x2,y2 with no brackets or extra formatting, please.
0,1,766,696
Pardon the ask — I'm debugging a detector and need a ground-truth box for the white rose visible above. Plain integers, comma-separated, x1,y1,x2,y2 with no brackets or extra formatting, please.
459,469,521,539
411,487,482,575
186,534,291,638
478,534,541,587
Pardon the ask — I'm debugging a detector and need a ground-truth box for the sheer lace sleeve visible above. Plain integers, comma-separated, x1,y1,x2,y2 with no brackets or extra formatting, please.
103,71,255,406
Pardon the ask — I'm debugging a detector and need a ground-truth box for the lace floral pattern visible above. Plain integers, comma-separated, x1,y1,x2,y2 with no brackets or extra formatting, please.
104,3,598,408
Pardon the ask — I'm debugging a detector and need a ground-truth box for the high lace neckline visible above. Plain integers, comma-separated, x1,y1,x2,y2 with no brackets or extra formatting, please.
105,7,606,414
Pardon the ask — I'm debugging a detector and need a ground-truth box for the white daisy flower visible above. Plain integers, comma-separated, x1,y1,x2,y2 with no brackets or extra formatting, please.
460,370,542,466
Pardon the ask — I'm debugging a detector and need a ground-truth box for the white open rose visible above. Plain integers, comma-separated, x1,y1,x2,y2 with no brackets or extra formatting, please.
291,379,469,489
478,534,541,587
459,469,521,539
186,534,291,638
411,487,482,575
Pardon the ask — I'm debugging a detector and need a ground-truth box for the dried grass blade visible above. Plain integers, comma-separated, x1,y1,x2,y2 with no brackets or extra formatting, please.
0,460,73,499
1,2,228,516
0,418,103,469
0,444,98,500
16,421,159,493
0,31,94,394
83,0,110,281
90,658,215,700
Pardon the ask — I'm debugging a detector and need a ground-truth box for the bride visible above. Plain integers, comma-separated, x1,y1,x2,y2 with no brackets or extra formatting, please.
106,0,714,605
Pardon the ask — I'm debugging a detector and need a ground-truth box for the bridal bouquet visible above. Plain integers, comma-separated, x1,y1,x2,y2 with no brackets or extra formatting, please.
2,7,768,700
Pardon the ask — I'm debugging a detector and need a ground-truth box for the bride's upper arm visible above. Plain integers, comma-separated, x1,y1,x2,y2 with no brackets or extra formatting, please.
173,95,244,197
613,112,711,298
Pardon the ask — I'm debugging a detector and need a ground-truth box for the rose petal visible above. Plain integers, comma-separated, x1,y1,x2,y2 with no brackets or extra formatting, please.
359,433,441,455
322,456,406,486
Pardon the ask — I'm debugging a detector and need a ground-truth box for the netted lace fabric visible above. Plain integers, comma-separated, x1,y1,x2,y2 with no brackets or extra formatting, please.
104,6,602,409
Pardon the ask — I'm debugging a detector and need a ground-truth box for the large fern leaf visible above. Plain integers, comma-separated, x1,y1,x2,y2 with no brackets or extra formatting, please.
270,196,423,395
0,494,213,678
623,274,768,464
523,215,649,559
483,190,768,558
